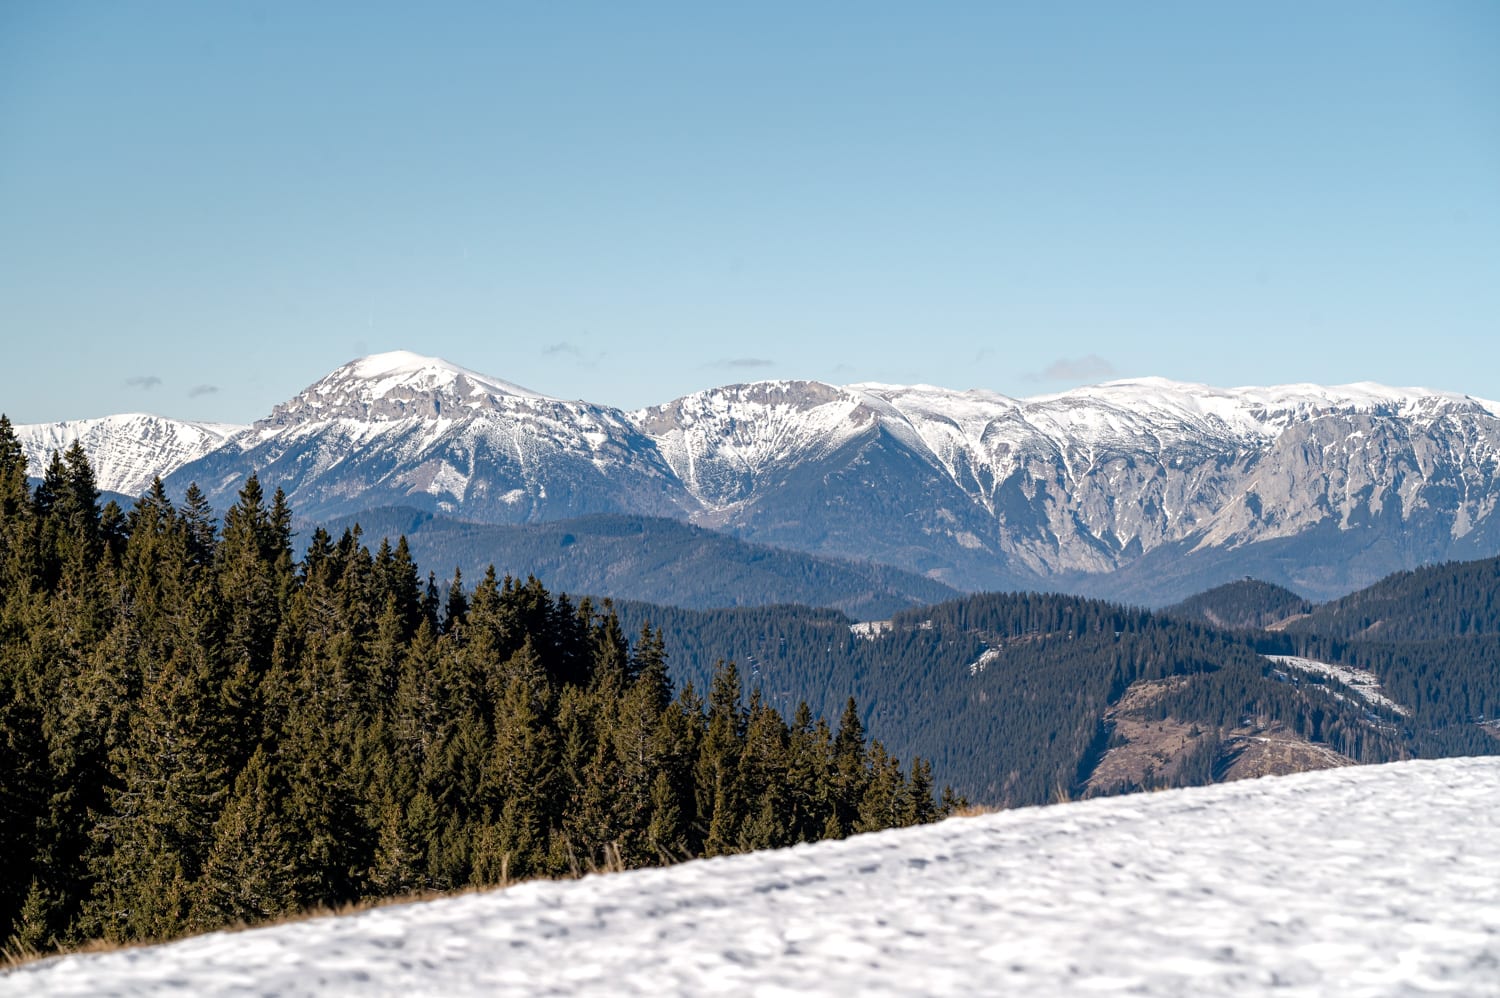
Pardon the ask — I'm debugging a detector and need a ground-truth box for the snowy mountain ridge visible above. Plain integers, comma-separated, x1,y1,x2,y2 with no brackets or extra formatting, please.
17,352,1500,600
6,756,1497,997
13,414,245,498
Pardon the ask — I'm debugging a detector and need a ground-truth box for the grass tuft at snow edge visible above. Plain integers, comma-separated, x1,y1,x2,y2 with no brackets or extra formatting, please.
5,757,1498,997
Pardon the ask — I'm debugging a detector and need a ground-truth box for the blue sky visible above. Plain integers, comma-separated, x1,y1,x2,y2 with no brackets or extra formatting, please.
2,2,1496,423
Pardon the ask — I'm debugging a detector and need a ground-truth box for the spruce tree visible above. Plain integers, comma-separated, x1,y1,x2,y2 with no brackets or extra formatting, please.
476,640,559,882
784,702,834,843
191,747,304,930
179,483,217,568
442,567,468,637
736,691,792,851
830,697,869,837
697,662,746,857
854,740,904,834
0,414,37,590
216,475,284,758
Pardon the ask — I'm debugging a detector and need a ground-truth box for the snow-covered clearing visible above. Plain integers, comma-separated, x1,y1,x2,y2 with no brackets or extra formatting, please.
968,646,1002,674
6,757,1498,997
848,620,892,640
1267,654,1410,716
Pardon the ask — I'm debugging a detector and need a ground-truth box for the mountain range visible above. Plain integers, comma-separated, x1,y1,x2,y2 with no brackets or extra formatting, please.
16,350,1500,603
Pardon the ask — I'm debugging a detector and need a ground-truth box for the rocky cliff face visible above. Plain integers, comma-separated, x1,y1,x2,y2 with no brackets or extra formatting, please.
26,352,1500,602
634,376,1500,596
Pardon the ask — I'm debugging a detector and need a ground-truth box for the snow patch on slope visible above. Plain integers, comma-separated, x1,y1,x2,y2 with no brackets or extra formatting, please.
7,757,1497,997
1267,655,1410,716
849,620,893,640
968,647,1002,675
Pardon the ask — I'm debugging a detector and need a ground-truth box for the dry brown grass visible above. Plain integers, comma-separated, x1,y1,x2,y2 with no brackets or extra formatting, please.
3,931,153,973
1,839,663,973
1,884,532,972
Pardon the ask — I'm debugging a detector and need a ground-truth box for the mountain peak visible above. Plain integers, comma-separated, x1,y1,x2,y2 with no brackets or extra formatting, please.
334,351,551,402
257,352,558,430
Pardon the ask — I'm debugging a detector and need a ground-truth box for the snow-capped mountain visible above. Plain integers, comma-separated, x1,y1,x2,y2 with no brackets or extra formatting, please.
631,374,1500,597
632,380,904,512
33,351,1500,602
164,351,691,522
852,378,1500,594
6,757,1496,996
14,414,245,497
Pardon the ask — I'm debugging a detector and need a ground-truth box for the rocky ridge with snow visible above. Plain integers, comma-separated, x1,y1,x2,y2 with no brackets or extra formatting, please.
14,414,244,498
5,756,1497,997
18,352,1500,601
159,351,691,523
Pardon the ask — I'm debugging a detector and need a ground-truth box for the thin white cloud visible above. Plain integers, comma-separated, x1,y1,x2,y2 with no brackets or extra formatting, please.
125,375,162,390
1029,355,1116,383
712,358,776,370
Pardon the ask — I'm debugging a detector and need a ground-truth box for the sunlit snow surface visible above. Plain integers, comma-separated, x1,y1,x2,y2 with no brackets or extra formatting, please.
7,758,1499,997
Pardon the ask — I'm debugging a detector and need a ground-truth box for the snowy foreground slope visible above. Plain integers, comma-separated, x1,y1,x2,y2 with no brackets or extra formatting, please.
7,758,1499,997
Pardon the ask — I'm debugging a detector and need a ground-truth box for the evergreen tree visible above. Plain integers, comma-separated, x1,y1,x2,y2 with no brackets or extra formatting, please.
85,633,231,943
442,567,468,638
179,483,217,568
784,702,835,843
901,758,938,826
697,662,746,857
737,691,792,851
830,697,869,837
854,740,905,834
0,414,37,590
191,748,303,930
216,475,283,757
476,641,559,882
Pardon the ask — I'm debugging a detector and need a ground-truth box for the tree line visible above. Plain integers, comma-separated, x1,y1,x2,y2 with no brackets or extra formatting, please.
0,417,946,957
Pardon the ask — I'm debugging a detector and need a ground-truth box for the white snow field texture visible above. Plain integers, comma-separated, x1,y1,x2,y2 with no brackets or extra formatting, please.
6,757,1498,997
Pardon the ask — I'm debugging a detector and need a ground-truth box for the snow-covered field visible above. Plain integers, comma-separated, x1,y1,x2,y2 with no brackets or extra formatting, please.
7,757,1498,997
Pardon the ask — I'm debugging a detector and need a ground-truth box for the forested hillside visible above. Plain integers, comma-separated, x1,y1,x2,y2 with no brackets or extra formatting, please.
613,593,1431,806
0,418,941,958
618,567,1500,806
1244,557,1500,752
1165,578,1312,630
314,507,959,619
1281,556,1500,642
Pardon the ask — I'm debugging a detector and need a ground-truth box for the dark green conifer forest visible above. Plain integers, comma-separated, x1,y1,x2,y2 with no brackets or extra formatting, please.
0,416,942,957
611,582,1500,805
